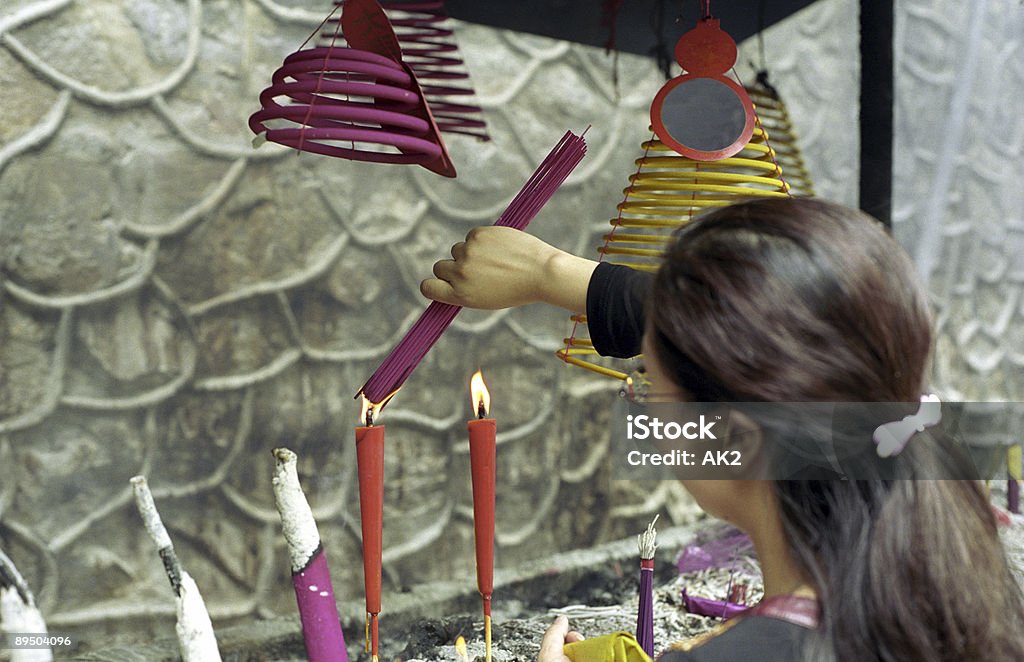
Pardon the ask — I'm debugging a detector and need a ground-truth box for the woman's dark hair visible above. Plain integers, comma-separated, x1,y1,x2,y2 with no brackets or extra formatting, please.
647,197,1024,661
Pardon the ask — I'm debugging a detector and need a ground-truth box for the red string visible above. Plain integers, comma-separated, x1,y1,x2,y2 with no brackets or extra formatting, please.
731,67,791,196
562,132,653,364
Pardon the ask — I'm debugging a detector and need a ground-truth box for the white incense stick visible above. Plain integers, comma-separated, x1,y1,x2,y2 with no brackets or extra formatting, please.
637,514,659,560
0,549,52,662
272,448,321,571
131,476,222,662
175,573,221,662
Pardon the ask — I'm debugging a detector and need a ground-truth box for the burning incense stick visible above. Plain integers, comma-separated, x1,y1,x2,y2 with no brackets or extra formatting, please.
131,476,222,662
272,448,349,662
0,549,51,662
636,515,658,658
356,129,588,406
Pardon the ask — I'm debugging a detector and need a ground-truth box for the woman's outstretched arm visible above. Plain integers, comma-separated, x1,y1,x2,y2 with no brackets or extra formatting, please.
422,226,652,357
420,226,598,311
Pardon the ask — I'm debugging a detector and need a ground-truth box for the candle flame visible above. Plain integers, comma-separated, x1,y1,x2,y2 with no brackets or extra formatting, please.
455,636,470,662
470,370,490,418
360,396,382,427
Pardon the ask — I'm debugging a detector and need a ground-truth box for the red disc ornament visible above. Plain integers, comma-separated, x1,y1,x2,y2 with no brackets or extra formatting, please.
322,1,491,141
249,0,455,177
650,18,755,161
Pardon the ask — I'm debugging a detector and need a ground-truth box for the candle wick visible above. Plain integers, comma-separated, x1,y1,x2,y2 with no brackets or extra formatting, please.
366,408,374,428
477,400,486,419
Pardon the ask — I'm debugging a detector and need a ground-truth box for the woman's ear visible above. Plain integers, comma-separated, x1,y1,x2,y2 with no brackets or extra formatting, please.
721,409,764,477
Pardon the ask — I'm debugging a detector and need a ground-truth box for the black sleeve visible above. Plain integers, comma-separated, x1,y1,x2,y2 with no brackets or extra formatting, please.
656,617,809,662
585,262,654,358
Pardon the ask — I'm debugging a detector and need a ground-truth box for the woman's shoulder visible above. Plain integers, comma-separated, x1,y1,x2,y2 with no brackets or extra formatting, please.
658,596,818,662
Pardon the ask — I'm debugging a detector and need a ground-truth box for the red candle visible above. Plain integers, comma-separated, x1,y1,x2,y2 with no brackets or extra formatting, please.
356,397,385,662
467,370,496,662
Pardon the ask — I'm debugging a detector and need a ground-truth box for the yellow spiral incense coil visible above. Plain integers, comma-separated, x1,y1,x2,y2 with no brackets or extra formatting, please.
556,120,797,381
746,85,815,197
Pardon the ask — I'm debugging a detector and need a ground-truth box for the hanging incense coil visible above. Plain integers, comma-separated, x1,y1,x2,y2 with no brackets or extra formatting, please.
250,48,442,163
251,0,455,176
745,84,815,197
556,124,791,380
323,0,490,140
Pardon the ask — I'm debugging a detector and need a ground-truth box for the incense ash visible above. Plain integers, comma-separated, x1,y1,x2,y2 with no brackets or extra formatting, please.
393,552,762,661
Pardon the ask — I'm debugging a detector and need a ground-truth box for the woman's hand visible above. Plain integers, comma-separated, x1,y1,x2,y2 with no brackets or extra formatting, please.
420,227,597,311
537,615,585,662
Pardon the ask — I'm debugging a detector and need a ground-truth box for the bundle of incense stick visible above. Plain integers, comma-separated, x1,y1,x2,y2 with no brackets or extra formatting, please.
0,549,52,662
272,449,348,662
636,515,658,658
357,129,587,405
131,476,222,662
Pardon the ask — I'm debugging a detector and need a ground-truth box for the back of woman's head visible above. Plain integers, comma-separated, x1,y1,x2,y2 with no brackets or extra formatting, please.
647,197,1024,661
648,197,931,403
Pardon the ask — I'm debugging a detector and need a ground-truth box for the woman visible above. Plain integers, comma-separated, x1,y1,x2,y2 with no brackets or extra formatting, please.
423,198,1024,660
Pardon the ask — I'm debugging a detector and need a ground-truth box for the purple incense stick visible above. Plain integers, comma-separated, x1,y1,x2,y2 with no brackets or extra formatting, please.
677,523,752,623
682,588,749,621
357,130,587,406
636,516,658,658
637,560,655,655
273,448,349,662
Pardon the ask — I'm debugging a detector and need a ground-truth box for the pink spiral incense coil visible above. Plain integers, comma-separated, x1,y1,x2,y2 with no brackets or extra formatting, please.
324,0,490,140
249,47,444,164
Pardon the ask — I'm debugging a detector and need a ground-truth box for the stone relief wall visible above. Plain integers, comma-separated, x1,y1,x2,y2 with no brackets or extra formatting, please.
0,0,704,647
1,0,1019,652
737,0,1024,410
891,0,1024,407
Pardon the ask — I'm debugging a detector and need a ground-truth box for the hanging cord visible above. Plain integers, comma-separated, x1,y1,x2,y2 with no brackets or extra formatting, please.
602,0,625,53
757,0,767,72
562,133,653,367
731,67,790,197
749,0,781,100
601,0,624,96
648,0,673,80
296,4,345,154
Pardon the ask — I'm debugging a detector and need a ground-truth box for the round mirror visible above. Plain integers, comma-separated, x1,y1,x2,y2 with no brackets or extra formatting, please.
651,74,755,161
